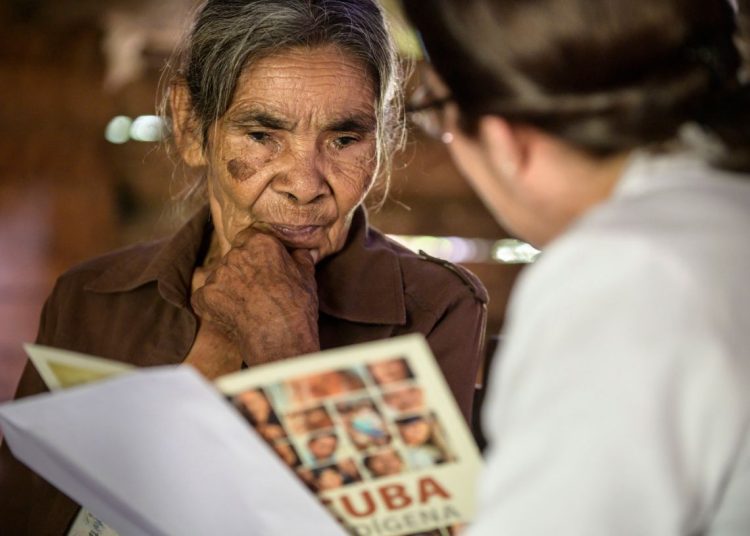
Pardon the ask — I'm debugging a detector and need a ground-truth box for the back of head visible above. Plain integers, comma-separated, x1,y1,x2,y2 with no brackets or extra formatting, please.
404,0,750,171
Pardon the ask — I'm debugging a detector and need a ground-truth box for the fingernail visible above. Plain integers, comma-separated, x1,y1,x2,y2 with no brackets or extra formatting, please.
310,249,320,263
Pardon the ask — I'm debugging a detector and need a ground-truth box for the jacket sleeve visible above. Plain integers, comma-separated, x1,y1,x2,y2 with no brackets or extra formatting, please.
0,280,80,534
425,288,488,424
407,254,489,425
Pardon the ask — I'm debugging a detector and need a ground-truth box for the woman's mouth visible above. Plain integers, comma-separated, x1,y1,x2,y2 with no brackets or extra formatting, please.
266,223,326,248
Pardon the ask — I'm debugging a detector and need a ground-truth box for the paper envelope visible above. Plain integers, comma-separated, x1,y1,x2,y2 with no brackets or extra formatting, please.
0,366,345,536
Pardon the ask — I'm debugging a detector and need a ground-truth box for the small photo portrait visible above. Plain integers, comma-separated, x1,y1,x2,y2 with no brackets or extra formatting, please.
367,357,413,386
285,405,335,435
396,414,453,470
312,460,362,492
363,447,405,479
286,369,366,405
272,440,302,468
336,398,391,450
233,388,286,441
305,431,340,465
382,385,425,414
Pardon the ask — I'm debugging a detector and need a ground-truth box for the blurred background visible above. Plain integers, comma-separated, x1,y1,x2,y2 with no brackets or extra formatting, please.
0,0,528,401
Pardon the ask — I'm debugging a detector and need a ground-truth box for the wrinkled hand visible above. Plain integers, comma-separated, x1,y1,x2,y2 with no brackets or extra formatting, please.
191,228,320,365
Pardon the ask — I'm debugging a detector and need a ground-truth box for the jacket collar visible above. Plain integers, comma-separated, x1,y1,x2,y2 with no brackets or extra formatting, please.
85,206,406,325
85,206,210,308
315,208,406,325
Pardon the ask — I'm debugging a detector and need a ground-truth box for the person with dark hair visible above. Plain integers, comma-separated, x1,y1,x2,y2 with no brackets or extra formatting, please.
233,388,286,441
307,431,339,463
396,414,451,469
364,447,405,478
272,441,302,468
403,0,750,533
368,357,413,385
338,398,391,450
312,462,361,491
0,1,488,532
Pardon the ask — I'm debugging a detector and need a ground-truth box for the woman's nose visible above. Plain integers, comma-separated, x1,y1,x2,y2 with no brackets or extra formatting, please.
272,148,330,204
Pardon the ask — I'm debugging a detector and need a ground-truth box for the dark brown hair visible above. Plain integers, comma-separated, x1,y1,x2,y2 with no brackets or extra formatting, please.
404,0,750,170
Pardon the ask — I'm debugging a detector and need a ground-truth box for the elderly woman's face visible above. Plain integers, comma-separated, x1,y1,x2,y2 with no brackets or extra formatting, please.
202,44,378,262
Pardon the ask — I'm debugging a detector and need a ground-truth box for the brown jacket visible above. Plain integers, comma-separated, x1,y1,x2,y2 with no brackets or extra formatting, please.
0,206,487,535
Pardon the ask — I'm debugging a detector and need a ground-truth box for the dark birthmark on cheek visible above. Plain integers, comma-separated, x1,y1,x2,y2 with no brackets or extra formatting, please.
227,158,257,183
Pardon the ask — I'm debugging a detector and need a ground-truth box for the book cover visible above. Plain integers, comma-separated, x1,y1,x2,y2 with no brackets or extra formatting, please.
12,335,481,536
217,335,481,536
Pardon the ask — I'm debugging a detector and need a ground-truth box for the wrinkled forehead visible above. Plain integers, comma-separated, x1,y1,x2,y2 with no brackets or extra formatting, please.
225,44,378,123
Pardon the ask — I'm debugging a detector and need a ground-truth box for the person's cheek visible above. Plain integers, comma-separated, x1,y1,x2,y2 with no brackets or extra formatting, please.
329,161,372,205
224,142,278,185
226,157,259,183
206,178,236,254
330,142,377,198
315,152,372,254
219,163,280,245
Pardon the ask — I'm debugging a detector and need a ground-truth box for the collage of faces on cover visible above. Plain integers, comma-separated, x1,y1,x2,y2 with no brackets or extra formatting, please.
231,356,456,494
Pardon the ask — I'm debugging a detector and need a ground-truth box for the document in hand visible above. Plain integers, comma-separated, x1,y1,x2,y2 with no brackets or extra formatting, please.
0,334,482,536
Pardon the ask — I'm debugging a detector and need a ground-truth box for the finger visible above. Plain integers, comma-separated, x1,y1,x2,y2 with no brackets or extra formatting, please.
191,286,235,328
290,249,317,295
232,225,282,249
229,229,290,270
231,226,259,248
190,288,207,316
291,248,316,271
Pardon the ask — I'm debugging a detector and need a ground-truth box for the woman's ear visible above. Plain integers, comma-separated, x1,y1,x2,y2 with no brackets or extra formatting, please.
477,115,525,185
169,81,207,167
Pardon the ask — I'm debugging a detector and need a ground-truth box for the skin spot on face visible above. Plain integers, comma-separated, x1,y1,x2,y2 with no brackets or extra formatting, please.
226,158,257,183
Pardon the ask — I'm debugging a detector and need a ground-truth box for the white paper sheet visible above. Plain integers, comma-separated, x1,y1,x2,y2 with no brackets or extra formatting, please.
0,366,346,536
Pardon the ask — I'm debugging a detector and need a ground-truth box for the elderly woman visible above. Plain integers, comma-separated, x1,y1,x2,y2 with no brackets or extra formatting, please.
0,0,487,532
404,0,750,534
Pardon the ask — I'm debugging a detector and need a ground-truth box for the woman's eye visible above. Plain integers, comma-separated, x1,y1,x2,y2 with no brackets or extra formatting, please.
332,136,359,149
248,131,270,143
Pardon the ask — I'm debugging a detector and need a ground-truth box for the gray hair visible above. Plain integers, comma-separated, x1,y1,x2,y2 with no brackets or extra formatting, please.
160,0,406,207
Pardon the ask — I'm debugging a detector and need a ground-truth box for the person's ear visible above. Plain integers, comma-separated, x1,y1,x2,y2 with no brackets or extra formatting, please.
169,81,207,167
476,115,525,185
